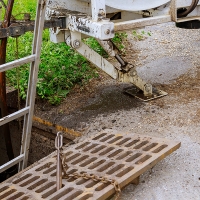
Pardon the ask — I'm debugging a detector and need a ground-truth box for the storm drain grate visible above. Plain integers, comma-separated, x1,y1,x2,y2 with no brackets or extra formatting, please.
0,130,181,200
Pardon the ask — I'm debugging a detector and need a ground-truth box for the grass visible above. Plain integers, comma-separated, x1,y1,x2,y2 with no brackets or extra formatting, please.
1,0,98,105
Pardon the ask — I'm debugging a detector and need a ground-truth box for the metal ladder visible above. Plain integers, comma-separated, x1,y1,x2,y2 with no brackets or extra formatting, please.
0,0,47,173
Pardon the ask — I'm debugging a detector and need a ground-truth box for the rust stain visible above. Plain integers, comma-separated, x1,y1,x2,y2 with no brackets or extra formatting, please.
33,116,82,138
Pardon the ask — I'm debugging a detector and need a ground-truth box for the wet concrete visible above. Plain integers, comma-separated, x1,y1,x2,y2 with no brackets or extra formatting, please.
57,84,144,130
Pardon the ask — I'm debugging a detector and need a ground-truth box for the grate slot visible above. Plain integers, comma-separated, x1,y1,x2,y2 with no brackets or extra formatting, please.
90,145,106,154
116,151,132,160
95,183,110,191
42,187,57,198
116,167,134,177
125,153,142,162
107,136,123,144
79,157,98,167
88,160,106,170
43,165,56,174
20,196,29,200
106,164,125,175
85,180,100,188
75,142,90,150
77,193,93,200
108,149,123,158
92,133,107,140
135,155,152,164
143,143,158,151
35,162,53,171
12,174,32,184
99,147,115,156
0,186,9,193
76,178,91,185
20,176,40,187
0,189,16,199
116,138,131,145
83,144,99,152
49,187,74,200
133,141,149,149
7,192,24,200
35,182,56,193
100,134,115,142
125,139,140,147
71,155,89,165
65,153,81,162
63,190,83,200
27,179,48,190
153,144,168,153
97,162,115,172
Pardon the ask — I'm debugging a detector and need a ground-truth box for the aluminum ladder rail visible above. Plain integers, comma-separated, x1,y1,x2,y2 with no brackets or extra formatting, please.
0,0,47,173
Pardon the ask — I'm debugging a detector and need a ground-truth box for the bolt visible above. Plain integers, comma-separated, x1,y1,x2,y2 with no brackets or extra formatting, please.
73,40,81,49
105,29,110,35
16,29,19,33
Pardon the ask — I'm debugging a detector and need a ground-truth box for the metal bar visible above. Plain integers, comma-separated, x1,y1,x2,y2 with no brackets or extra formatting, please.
0,107,29,126
0,19,64,39
114,15,171,31
91,0,106,21
0,154,24,173
20,0,48,170
0,55,35,72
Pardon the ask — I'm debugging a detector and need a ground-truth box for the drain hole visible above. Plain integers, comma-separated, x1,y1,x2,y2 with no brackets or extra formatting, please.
116,167,134,177
13,174,32,184
75,142,90,150
125,139,140,147
80,157,97,167
143,143,158,151
100,134,115,142
27,179,48,190
135,155,152,164
116,151,132,160
7,192,24,200
49,187,74,200
95,183,110,191
71,155,89,165
108,136,123,144
85,180,99,188
20,176,40,187
21,197,29,200
97,162,115,172
92,133,107,140
42,187,57,198
0,186,9,193
43,165,56,174
78,193,93,200
65,153,81,162
50,172,56,177
126,153,142,162
88,160,106,169
106,164,125,175
83,144,99,152
153,144,168,153
0,189,16,199
108,149,123,158
35,182,55,193
116,138,131,145
99,147,115,156
76,178,90,185
67,177,77,182
91,145,106,154
35,162,53,171
67,169,78,174
134,141,149,149
64,190,83,200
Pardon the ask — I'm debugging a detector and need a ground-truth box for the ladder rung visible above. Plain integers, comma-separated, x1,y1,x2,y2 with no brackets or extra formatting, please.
0,107,30,127
0,154,24,173
0,55,36,73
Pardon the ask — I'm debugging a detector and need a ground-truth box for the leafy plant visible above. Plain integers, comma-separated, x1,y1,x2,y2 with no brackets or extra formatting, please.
111,32,128,51
132,30,151,41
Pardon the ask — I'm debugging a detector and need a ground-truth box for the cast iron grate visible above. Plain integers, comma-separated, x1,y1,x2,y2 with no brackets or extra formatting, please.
0,130,180,200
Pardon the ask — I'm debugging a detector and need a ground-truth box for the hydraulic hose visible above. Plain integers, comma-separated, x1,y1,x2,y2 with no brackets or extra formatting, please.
177,0,199,18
